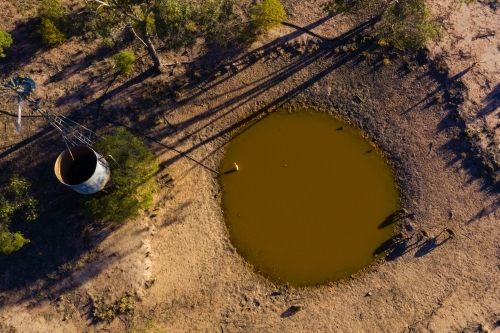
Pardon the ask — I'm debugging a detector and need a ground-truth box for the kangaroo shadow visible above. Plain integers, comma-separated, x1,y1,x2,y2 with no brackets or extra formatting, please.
378,211,409,229
467,198,500,224
375,231,453,261
378,210,415,230
281,305,302,318
414,236,450,258
479,84,500,118
373,236,420,260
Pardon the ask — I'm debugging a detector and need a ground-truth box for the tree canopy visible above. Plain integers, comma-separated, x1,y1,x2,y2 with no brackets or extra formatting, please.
87,0,236,70
0,175,37,254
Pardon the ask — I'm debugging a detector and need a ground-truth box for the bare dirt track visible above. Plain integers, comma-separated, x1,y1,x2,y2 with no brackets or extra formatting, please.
0,1,499,332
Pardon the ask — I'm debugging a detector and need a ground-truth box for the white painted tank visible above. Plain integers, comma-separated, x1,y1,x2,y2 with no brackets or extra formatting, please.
54,146,111,194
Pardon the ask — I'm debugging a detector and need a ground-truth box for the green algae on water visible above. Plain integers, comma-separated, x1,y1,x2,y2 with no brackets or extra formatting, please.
219,109,400,287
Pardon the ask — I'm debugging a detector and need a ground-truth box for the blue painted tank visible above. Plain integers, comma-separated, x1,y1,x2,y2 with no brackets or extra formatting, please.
54,146,111,194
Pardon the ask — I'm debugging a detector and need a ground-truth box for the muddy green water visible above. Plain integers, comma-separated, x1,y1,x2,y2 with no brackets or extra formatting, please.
219,109,400,286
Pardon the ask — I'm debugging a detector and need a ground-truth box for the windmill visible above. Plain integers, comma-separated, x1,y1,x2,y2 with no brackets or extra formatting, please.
1,76,111,194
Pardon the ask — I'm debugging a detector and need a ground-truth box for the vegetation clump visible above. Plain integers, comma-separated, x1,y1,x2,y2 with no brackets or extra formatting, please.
81,127,158,222
37,0,66,45
377,0,442,49
250,0,286,33
0,29,13,58
0,175,37,255
321,0,442,49
87,0,235,70
321,0,362,14
113,51,135,76
38,18,65,45
91,292,135,322
87,0,287,69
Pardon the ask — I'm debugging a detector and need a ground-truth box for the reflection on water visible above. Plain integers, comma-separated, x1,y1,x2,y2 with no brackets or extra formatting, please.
219,109,400,286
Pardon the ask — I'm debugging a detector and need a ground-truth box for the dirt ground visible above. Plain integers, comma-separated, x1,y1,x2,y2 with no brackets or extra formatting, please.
0,0,499,332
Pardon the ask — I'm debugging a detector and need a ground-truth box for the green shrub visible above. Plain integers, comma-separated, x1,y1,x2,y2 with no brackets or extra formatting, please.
38,0,66,45
0,175,37,255
250,0,286,33
0,29,13,58
38,18,65,45
0,231,30,255
113,51,135,76
81,127,159,222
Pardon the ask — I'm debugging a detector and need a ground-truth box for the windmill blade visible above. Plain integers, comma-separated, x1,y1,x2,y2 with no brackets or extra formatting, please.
17,99,23,133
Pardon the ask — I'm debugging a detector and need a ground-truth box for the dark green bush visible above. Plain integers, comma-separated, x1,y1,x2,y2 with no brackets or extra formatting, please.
0,175,37,254
81,128,159,222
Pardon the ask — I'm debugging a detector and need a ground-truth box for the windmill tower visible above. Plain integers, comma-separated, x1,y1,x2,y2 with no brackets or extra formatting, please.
2,76,111,194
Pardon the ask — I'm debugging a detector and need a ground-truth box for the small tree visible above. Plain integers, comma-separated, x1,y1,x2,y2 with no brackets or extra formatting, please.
114,51,135,76
0,29,13,58
0,175,37,255
81,127,159,222
37,0,66,45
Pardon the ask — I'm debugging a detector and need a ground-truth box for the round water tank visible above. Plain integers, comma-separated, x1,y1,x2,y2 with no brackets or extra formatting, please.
54,146,111,194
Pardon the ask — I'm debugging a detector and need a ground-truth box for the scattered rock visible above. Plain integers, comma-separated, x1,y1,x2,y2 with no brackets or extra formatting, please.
144,279,155,289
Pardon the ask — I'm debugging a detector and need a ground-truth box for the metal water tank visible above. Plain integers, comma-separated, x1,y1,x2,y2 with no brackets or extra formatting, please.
54,146,111,194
